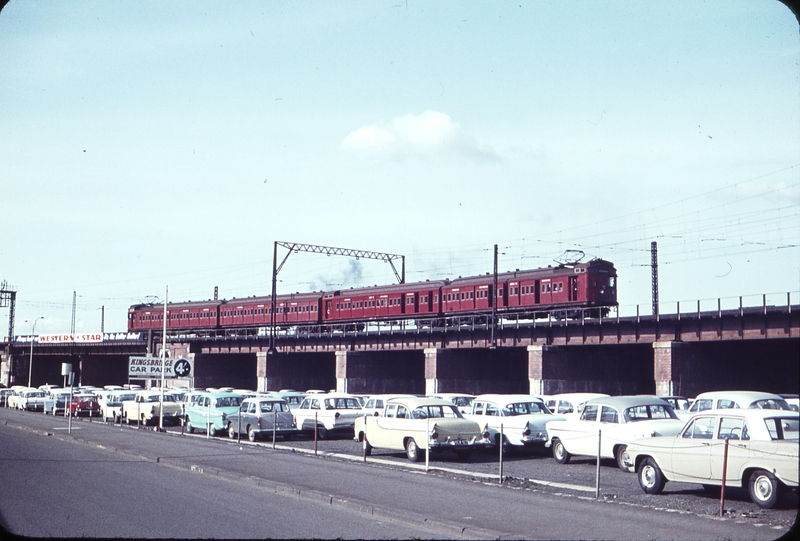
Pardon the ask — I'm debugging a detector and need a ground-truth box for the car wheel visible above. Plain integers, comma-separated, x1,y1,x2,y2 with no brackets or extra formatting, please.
248,426,257,442
316,427,328,440
140,414,148,427
638,458,666,494
552,439,571,464
363,438,373,456
208,424,216,437
124,414,131,425
615,445,630,471
186,418,194,433
406,439,421,462
749,469,781,509
228,423,236,439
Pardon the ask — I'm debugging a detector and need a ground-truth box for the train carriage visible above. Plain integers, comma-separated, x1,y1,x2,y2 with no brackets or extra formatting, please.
325,280,447,323
128,300,221,331
127,259,616,333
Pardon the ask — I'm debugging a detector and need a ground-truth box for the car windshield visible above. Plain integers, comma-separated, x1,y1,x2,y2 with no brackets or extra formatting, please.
502,402,548,415
323,397,361,409
623,404,677,422
26,392,45,398
764,417,800,440
145,395,175,402
215,396,243,408
412,405,462,419
116,394,136,401
750,399,792,411
259,401,288,413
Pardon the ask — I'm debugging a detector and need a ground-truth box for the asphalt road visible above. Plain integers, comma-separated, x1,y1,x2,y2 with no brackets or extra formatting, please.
1,408,796,540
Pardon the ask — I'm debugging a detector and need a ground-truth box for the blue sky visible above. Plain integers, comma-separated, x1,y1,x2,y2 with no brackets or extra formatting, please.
1,1,798,334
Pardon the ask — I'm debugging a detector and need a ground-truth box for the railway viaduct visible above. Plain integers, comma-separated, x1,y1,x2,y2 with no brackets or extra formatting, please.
3,302,799,398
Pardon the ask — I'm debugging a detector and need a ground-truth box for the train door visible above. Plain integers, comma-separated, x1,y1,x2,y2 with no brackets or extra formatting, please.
534,280,541,304
540,279,552,306
569,276,579,302
325,299,333,319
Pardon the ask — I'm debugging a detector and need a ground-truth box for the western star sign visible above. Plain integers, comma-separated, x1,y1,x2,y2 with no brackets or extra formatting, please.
128,356,193,379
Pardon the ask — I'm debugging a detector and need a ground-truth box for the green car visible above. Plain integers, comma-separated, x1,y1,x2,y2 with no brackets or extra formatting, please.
185,392,244,436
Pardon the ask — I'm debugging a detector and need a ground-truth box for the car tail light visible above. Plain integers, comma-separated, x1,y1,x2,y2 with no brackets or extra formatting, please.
430,424,439,440
482,423,491,440
522,421,531,437
257,417,262,427
151,406,156,415
335,412,340,419
221,412,227,420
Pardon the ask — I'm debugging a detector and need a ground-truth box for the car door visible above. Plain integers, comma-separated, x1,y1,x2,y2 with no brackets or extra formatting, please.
711,415,750,485
598,405,622,457
569,404,599,456
668,416,715,482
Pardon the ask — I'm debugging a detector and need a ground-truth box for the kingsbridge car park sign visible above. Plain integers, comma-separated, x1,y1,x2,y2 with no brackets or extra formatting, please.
128,356,193,379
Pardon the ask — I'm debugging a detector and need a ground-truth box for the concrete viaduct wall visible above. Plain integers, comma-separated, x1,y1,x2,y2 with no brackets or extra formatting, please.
3,338,798,398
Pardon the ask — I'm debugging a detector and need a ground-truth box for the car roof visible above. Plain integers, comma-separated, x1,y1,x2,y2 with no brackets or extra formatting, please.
690,408,799,421
693,390,784,403
473,394,546,403
584,395,672,409
547,393,610,401
387,397,457,408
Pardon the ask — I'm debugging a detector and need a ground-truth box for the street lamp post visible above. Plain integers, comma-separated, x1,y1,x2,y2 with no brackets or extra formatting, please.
25,317,44,388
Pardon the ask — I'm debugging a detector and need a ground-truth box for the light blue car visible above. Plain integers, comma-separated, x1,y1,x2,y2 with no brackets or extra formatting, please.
185,392,244,436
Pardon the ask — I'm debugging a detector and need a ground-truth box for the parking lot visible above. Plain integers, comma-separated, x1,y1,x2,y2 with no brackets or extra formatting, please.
12,405,791,533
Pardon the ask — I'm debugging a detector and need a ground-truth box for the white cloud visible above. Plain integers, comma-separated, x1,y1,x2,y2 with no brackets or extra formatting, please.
341,110,498,162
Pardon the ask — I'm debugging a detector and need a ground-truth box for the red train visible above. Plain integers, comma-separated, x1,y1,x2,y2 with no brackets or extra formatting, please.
127,259,617,333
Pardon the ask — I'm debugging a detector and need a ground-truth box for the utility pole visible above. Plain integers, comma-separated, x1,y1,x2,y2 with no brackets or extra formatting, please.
491,244,498,348
1,281,16,345
651,241,659,317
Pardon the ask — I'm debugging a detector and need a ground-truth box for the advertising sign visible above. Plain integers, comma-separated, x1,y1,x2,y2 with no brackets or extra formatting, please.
128,356,193,379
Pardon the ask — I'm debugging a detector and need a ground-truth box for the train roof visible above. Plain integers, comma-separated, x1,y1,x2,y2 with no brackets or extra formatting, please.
448,259,615,287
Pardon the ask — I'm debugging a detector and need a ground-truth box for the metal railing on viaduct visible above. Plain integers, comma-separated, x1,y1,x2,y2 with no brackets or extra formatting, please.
3,294,798,398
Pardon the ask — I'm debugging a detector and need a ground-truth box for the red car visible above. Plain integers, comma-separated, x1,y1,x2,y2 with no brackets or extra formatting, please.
68,394,101,417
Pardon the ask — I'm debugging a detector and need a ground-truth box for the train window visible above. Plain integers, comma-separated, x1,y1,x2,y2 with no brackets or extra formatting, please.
433,295,438,303
497,288,503,297
609,277,616,287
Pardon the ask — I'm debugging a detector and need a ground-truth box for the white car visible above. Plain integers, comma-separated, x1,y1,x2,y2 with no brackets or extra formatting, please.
543,393,609,418
546,395,685,470
12,387,46,411
627,409,799,509
292,393,364,439
677,390,792,421
361,394,415,417
96,389,138,422
44,388,73,415
354,397,491,462
428,393,476,414
464,394,564,451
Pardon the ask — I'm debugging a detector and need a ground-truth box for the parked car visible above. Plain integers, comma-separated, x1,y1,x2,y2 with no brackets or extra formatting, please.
0,388,13,407
293,393,364,439
677,391,793,421
44,389,73,415
67,393,102,417
224,396,296,442
14,388,46,412
98,390,137,422
185,392,244,436
121,390,183,426
779,394,799,412
354,396,491,462
542,393,609,418
546,395,685,470
361,394,415,417
262,390,306,410
428,393,476,414
627,409,799,509
658,396,691,412
464,394,564,451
